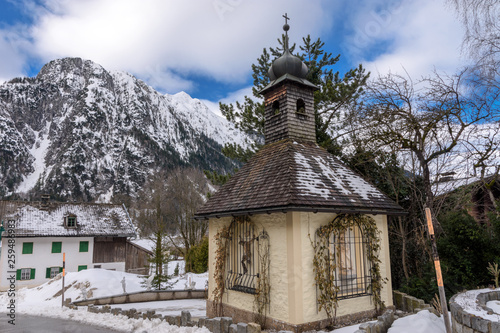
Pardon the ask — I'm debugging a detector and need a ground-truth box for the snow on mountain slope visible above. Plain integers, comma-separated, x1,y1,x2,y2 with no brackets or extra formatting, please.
0,57,250,201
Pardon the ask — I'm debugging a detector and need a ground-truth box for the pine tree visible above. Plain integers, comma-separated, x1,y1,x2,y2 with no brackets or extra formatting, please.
217,35,369,173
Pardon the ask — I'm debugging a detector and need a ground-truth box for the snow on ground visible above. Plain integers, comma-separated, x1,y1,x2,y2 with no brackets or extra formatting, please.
388,310,446,333
328,311,447,333
454,288,500,322
0,267,455,333
487,300,500,315
106,299,207,318
0,267,210,332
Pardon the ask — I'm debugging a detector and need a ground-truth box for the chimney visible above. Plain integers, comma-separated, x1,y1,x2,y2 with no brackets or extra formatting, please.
40,194,50,210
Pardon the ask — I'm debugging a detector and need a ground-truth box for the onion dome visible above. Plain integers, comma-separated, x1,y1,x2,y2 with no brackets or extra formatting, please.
268,20,309,80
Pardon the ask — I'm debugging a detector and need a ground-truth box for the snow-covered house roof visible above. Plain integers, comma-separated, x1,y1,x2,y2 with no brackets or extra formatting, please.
0,201,136,237
196,140,405,218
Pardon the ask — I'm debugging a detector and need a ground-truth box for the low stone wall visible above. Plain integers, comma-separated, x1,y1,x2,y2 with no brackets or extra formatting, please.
353,291,439,333
84,304,261,333
392,290,437,314
73,289,207,306
354,309,395,333
450,290,500,333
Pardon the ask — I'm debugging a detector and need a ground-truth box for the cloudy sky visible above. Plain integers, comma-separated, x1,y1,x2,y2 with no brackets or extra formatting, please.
0,0,468,113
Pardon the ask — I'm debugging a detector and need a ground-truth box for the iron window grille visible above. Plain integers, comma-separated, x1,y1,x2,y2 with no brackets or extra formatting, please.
226,220,260,294
329,225,372,299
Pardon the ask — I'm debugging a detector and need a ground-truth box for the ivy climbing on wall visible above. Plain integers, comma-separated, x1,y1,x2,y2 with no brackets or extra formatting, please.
212,216,271,325
310,213,386,327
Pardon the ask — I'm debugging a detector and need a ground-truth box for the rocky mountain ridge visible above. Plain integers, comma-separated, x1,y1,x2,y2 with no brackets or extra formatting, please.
0,57,248,201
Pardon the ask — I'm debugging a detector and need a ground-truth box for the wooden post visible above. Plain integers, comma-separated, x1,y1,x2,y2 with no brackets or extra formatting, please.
425,208,451,333
62,252,65,307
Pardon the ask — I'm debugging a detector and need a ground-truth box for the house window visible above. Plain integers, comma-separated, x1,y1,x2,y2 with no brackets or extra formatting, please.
78,265,87,272
46,267,62,278
52,242,62,253
272,100,280,115
329,225,372,299
296,98,305,113
17,268,35,280
22,242,33,254
79,241,89,252
226,219,259,294
65,215,77,228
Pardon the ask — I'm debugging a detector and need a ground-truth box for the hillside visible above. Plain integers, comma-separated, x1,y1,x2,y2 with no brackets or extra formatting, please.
0,58,249,201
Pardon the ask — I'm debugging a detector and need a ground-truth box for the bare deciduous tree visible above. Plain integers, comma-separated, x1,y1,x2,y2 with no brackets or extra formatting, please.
358,70,498,229
165,167,209,272
136,171,172,289
449,0,500,76
464,124,500,215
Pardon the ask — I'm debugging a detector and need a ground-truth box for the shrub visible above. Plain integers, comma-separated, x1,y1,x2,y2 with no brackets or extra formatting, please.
186,236,209,273
437,210,498,293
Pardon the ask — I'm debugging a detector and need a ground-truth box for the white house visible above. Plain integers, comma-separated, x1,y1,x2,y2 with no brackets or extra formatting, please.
0,200,149,290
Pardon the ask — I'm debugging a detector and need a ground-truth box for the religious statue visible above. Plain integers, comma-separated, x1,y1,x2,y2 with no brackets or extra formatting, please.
146,273,155,291
121,276,126,294
239,234,257,274
184,273,196,290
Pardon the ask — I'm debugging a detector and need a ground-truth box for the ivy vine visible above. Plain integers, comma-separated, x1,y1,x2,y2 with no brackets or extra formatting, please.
254,229,270,326
310,213,386,327
212,222,231,317
211,216,271,324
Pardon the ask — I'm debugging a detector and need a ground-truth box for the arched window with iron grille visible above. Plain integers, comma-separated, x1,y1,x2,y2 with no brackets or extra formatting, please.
329,224,372,299
225,219,268,294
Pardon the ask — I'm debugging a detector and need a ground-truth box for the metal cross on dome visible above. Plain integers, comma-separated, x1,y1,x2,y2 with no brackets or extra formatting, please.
283,13,290,24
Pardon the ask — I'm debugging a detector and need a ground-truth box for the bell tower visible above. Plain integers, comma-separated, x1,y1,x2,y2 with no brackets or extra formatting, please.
259,14,318,144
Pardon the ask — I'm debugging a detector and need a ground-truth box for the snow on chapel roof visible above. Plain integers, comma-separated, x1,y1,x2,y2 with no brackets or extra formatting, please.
195,140,405,218
1,201,136,237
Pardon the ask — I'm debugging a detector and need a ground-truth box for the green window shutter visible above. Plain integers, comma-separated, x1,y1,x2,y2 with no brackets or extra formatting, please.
22,242,33,254
79,241,89,252
46,267,51,278
16,269,21,280
59,267,63,273
78,265,87,272
30,268,36,279
52,242,62,253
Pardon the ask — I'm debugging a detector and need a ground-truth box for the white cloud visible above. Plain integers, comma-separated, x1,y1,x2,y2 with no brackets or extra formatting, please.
201,85,253,117
0,27,31,83
0,0,471,103
26,0,331,93
342,0,467,79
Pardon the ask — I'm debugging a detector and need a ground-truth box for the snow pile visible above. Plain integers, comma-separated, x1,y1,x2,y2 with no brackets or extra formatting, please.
388,310,446,333
0,268,208,307
487,300,500,315
454,288,500,322
0,268,209,332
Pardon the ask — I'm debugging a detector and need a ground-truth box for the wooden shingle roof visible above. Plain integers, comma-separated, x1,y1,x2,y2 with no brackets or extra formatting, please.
196,140,405,218
0,201,136,237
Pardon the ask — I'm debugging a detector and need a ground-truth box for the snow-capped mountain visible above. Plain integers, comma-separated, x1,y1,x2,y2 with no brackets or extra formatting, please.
0,57,249,201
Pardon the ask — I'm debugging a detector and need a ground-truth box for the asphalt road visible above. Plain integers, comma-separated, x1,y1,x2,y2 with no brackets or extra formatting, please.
0,314,124,333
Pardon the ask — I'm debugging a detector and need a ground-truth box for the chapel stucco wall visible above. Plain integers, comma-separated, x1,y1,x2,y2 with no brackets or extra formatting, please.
297,212,392,322
207,212,393,326
208,214,291,322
